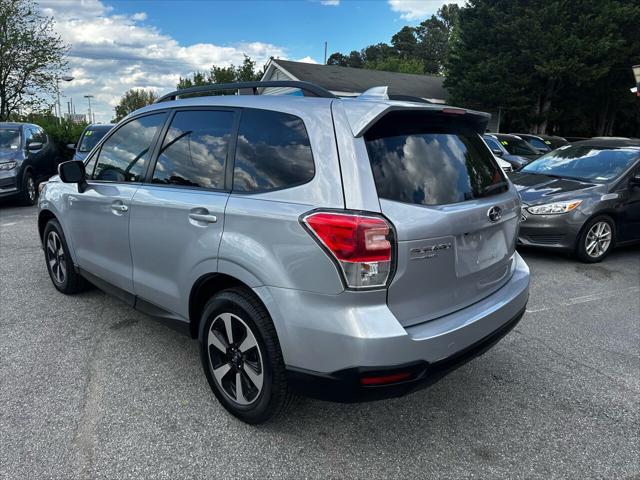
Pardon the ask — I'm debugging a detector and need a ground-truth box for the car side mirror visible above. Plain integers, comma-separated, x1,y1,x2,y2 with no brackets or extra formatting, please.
492,148,503,156
66,143,77,150
27,142,43,151
58,160,87,193
630,172,640,187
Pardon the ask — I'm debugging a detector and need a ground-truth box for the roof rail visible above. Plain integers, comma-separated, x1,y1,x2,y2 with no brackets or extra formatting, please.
155,80,336,103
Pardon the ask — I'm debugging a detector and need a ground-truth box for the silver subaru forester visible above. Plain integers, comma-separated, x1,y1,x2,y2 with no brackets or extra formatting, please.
38,81,530,423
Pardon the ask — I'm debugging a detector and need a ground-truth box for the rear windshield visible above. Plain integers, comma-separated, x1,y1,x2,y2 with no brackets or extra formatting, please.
0,129,21,150
79,127,111,152
365,114,507,206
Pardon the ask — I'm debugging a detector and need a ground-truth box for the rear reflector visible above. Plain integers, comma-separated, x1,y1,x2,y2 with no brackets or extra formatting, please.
302,211,394,289
360,372,412,386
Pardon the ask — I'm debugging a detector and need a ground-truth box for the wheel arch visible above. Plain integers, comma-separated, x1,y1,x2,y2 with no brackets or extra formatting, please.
189,272,263,339
575,210,618,249
38,209,57,245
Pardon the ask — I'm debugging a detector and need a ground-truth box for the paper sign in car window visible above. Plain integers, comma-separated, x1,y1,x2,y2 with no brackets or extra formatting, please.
544,140,551,144
500,140,509,145
85,131,93,136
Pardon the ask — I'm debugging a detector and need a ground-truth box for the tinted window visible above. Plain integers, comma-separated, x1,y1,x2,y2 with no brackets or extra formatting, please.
365,114,507,206
93,113,166,182
521,146,639,182
233,109,314,192
79,127,111,152
0,129,20,150
153,110,233,189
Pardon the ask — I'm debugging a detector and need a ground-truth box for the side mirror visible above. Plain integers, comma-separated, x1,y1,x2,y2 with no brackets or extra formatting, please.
630,172,640,187
58,160,87,192
66,143,77,150
492,148,503,156
27,142,43,152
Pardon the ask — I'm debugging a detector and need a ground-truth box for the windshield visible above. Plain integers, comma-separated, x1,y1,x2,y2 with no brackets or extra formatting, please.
0,129,21,150
499,137,537,156
521,146,639,182
78,128,110,152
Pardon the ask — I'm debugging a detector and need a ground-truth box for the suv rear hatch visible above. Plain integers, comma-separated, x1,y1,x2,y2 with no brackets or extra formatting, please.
363,109,520,327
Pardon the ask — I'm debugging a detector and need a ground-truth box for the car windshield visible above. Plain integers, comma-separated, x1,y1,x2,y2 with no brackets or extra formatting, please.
0,129,21,150
499,137,537,156
521,145,639,182
78,128,110,152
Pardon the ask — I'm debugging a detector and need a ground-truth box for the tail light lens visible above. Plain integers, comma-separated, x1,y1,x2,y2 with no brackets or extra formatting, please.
302,211,395,289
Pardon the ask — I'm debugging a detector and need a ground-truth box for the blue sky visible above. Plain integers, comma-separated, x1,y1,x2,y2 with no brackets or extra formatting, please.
39,0,460,121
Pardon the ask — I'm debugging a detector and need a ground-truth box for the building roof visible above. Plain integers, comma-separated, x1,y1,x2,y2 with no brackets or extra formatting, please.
265,59,448,101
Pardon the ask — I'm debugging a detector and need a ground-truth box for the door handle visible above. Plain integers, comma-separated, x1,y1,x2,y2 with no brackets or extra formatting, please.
189,213,217,223
111,203,128,213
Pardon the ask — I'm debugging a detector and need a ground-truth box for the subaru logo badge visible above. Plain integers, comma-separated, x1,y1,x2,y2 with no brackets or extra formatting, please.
488,206,502,223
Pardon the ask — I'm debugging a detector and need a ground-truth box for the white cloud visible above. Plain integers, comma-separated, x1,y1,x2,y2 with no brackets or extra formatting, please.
297,56,319,64
388,0,466,21
320,0,340,5
38,0,288,122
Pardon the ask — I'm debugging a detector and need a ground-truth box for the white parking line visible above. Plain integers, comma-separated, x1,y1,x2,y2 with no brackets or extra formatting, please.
526,286,640,313
1,222,18,227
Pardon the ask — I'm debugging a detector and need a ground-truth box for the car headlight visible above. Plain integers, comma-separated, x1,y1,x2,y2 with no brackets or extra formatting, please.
0,161,17,171
527,200,582,215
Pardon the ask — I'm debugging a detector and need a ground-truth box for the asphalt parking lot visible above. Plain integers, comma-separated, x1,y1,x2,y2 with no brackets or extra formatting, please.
1,204,638,480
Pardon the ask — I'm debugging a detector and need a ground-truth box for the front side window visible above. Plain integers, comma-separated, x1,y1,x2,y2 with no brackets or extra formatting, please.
527,137,550,152
365,113,507,206
153,110,234,189
92,113,166,182
233,109,314,192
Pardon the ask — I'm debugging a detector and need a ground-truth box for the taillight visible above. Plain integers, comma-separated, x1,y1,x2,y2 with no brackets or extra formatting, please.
302,211,395,289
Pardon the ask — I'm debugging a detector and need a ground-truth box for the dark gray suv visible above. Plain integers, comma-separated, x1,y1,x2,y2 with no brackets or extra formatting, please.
38,82,530,423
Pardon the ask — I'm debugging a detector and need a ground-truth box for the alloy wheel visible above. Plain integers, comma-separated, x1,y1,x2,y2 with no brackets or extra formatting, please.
46,231,66,284
207,312,264,406
585,221,612,259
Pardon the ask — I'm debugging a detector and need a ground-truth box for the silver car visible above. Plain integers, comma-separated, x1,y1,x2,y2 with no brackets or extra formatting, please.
38,81,530,424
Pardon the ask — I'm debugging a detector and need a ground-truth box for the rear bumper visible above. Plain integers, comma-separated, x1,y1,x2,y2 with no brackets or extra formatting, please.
287,307,524,402
254,252,530,401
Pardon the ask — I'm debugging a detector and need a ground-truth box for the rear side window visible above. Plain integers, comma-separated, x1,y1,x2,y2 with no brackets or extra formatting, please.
153,110,234,189
92,113,166,182
365,112,507,206
233,109,314,192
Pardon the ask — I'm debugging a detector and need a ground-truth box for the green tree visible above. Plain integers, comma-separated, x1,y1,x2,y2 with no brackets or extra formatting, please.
177,55,263,95
113,88,157,122
0,0,68,120
446,0,640,134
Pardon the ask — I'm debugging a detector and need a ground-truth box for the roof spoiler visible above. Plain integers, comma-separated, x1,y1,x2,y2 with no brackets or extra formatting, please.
339,100,492,137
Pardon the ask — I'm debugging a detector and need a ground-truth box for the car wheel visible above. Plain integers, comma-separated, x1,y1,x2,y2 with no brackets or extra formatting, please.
43,219,90,293
19,170,37,206
576,215,615,263
198,288,294,424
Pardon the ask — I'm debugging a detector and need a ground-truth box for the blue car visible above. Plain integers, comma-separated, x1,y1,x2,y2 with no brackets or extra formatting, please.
0,122,58,205
69,124,115,162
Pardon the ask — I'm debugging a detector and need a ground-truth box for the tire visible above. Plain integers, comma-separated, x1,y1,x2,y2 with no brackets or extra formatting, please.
18,170,37,206
43,219,90,294
576,215,615,263
198,288,294,424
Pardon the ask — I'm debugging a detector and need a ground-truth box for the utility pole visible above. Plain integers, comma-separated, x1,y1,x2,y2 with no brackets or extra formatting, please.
56,76,74,123
84,95,94,123
324,41,328,65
